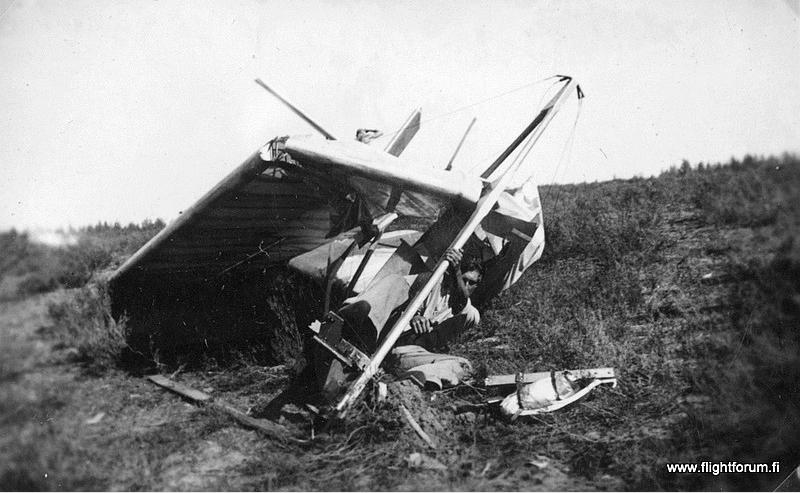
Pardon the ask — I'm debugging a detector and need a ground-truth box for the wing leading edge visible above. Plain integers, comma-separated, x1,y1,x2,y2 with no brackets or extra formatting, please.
110,109,477,290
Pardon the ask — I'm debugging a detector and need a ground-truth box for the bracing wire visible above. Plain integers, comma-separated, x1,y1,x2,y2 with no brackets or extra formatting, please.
545,96,583,211
379,75,561,143
465,77,564,176
474,78,576,186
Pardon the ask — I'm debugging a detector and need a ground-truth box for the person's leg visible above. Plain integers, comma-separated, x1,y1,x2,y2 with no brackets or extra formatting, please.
337,300,376,352
315,275,410,402
337,273,411,352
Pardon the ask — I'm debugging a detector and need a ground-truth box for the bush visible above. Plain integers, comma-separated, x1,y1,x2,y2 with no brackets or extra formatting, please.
16,272,59,296
661,153,800,228
1,219,165,296
0,229,49,278
46,282,129,371
542,179,664,264
54,239,114,288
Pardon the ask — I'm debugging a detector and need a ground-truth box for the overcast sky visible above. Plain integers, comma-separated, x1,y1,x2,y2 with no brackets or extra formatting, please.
1,0,798,231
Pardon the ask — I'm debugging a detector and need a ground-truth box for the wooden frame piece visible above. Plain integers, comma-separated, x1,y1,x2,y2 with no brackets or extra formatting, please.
483,367,616,387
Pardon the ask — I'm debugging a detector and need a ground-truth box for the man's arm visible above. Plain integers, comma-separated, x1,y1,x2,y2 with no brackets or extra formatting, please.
443,248,470,301
410,248,469,334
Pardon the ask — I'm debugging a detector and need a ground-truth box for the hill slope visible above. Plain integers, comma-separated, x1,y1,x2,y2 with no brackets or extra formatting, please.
0,155,798,490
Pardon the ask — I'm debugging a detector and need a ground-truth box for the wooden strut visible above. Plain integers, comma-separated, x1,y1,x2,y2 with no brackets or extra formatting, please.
147,375,296,443
321,212,399,313
481,75,574,180
445,117,477,171
344,212,398,295
384,109,423,210
255,78,337,140
334,76,580,418
483,367,616,387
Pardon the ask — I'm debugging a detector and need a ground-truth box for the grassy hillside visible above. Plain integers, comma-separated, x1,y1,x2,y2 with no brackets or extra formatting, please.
461,153,800,490
0,154,797,490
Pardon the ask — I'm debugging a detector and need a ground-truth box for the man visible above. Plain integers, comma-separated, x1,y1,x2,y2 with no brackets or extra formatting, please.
336,247,483,353
316,247,483,397
395,248,483,351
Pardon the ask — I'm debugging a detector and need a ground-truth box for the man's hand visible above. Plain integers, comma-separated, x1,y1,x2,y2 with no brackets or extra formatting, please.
443,248,463,273
410,315,433,334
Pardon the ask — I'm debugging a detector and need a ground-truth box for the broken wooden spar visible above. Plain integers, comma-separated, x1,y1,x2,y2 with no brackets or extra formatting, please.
147,375,294,442
255,78,337,140
334,76,581,417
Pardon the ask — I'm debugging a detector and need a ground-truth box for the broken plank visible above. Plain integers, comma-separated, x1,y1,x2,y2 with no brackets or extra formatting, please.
148,374,211,402
147,375,293,443
212,401,291,440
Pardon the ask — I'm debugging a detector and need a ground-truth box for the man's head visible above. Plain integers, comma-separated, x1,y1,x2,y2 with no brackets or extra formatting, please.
355,128,383,143
460,256,484,297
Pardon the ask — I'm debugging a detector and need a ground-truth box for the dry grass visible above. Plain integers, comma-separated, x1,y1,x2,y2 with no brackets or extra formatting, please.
1,154,798,491
450,153,800,490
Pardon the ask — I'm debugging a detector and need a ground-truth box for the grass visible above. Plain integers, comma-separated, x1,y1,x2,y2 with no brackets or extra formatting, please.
1,154,798,490
451,153,800,490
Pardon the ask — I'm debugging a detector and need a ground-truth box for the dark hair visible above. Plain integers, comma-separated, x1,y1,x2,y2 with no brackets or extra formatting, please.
460,256,484,277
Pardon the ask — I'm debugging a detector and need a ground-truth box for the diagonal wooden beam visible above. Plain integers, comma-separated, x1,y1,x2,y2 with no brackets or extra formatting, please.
255,78,336,140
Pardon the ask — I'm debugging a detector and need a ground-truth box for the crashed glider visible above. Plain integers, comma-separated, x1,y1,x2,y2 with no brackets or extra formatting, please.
109,76,582,413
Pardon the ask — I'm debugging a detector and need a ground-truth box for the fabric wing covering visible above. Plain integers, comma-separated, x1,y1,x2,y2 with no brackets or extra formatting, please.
472,174,545,302
331,151,547,306
109,112,475,289
110,128,544,310
110,147,354,287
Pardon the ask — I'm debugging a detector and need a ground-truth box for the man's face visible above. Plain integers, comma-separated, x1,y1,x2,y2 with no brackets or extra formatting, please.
461,269,482,297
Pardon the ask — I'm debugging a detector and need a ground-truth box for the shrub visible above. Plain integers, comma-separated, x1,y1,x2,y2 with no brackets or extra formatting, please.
0,229,49,278
690,169,778,227
1,219,165,296
46,282,129,371
54,239,114,288
16,272,59,296
667,153,800,228
542,179,664,265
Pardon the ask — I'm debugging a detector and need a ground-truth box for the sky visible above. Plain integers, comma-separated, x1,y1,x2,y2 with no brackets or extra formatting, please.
1,0,798,231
